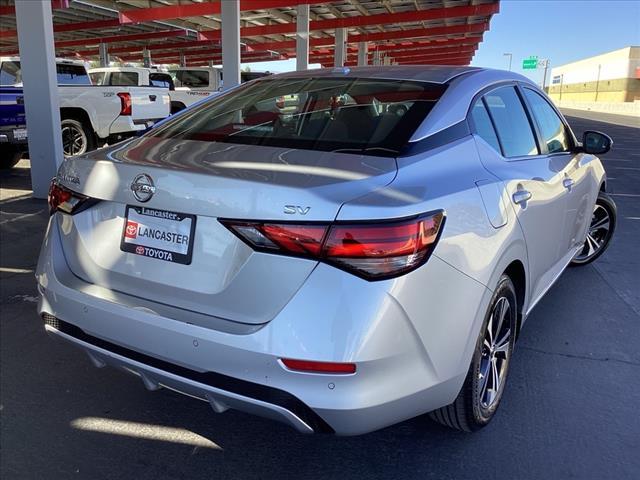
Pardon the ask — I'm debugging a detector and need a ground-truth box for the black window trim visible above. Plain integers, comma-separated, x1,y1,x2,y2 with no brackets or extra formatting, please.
467,81,568,162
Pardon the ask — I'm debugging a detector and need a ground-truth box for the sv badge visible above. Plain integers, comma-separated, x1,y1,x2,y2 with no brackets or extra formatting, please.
284,205,311,215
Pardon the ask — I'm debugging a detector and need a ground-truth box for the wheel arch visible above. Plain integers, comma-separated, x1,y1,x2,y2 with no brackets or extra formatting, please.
60,107,94,134
503,259,526,339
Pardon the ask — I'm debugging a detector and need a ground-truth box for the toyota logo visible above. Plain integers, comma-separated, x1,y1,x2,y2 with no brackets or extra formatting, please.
130,174,156,202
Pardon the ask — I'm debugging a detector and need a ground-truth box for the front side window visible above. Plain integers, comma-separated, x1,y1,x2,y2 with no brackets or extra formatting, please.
109,71,139,86
149,77,447,157
169,70,210,88
470,99,501,152
484,86,539,157
89,72,106,85
522,88,571,153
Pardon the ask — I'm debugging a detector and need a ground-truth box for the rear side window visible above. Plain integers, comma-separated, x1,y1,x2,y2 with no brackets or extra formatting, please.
149,77,447,157
109,71,138,86
89,72,106,85
522,88,571,153
470,99,501,152
484,87,539,157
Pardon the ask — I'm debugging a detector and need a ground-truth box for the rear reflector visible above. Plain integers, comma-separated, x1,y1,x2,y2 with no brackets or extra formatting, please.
220,211,444,281
281,358,356,374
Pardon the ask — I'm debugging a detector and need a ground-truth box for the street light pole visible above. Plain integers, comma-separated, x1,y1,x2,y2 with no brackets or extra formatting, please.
503,52,512,71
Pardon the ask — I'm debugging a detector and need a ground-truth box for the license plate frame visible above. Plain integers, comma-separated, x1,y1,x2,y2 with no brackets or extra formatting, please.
120,205,196,265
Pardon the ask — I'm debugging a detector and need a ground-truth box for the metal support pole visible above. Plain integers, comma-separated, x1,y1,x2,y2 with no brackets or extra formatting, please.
296,4,309,71
221,0,241,90
595,64,601,102
15,0,63,198
372,50,382,66
99,43,109,67
179,51,186,67
542,60,549,91
357,42,368,66
334,28,346,67
143,48,152,68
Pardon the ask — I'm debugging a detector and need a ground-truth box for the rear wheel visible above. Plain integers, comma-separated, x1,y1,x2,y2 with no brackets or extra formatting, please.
430,274,517,432
61,118,95,157
571,192,616,266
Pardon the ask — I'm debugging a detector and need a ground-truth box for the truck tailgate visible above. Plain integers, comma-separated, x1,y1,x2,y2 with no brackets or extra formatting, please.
130,87,170,121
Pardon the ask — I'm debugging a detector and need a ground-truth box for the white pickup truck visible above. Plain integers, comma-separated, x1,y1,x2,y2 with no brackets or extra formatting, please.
89,66,222,114
0,57,170,157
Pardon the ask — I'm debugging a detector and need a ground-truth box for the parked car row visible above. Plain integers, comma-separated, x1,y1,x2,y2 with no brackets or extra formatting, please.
0,57,271,169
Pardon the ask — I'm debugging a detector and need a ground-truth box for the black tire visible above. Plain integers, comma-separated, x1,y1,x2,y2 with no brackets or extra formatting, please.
429,274,517,432
170,102,186,114
0,147,23,170
570,192,616,266
61,117,95,157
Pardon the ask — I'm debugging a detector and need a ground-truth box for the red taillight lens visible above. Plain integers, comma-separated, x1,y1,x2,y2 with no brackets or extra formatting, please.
281,358,356,374
117,92,132,116
48,179,88,215
221,211,444,280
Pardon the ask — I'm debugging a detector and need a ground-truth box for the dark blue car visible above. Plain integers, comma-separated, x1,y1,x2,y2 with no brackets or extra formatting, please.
0,86,27,169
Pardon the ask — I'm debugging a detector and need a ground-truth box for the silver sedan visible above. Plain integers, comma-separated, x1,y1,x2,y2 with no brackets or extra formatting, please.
38,66,615,435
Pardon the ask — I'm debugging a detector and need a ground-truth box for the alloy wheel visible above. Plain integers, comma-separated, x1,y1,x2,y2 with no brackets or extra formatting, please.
61,122,88,157
574,204,611,263
478,296,511,409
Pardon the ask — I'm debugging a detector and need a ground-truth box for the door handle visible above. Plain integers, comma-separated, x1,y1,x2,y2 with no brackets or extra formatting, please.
512,190,532,205
563,178,575,190
149,95,157,101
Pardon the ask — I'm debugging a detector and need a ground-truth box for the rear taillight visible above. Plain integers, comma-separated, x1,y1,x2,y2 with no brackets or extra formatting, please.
48,179,90,215
221,211,444,281
117,92,132,116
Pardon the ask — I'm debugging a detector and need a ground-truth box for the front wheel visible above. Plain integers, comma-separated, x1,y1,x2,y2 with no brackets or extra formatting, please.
570,192,616,266
429,274,517,432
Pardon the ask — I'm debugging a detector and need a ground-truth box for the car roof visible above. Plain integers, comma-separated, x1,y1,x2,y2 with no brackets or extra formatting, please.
266,65,482,84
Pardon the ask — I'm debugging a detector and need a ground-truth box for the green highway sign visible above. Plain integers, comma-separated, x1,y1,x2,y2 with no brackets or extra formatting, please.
522,58,538,69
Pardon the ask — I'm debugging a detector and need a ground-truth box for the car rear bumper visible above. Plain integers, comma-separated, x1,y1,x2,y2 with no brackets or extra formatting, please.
36,217,491,435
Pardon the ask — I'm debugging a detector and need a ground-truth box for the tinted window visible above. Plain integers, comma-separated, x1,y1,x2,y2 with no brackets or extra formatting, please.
149,73,173,89
0,61,21,85
149,77,447,157
170,70,210,88
484,87,538,157
109,71,138,86
523,88,570,153
56,64,90,85
470,99,501,152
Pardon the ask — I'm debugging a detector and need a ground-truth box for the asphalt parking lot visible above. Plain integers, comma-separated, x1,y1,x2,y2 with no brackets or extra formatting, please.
1,113,639,480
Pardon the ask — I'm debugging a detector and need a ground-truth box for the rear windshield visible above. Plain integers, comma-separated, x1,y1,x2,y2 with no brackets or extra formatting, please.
149,77,446,156
0,61,90,85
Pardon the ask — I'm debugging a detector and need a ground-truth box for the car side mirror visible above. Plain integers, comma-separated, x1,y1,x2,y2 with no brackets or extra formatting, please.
582,130,612,155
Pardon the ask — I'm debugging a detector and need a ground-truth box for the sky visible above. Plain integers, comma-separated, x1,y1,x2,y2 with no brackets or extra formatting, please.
241,0,640,82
